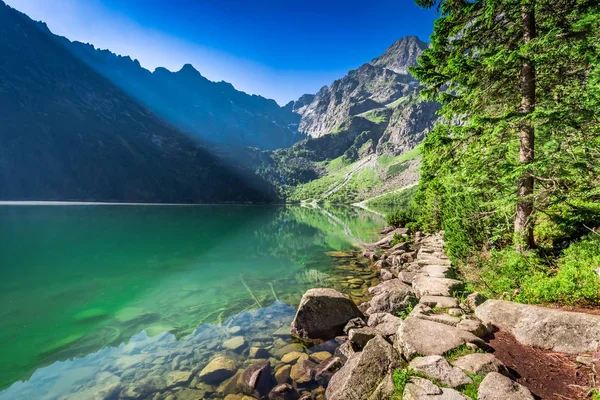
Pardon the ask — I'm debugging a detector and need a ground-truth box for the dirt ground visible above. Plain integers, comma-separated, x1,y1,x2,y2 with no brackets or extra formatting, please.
486,330,594,400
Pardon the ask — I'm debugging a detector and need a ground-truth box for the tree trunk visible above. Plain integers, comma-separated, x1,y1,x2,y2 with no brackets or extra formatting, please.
515,3,536,251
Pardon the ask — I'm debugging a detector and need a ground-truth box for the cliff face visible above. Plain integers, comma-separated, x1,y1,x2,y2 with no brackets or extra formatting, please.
292,36,438,156
0,2,274,202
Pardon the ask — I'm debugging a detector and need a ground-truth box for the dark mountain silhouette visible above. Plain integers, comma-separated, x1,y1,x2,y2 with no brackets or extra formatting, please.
0,1,275,203
37,25,301,150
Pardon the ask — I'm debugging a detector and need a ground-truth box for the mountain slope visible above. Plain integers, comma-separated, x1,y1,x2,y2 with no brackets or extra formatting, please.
37,24,301,150
259,36,439,203
0,1,273,202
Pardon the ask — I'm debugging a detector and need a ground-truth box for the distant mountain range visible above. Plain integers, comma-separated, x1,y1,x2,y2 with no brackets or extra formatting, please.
0,0,438,203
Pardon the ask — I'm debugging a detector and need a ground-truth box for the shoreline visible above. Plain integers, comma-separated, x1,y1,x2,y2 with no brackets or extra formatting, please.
290,225,598,399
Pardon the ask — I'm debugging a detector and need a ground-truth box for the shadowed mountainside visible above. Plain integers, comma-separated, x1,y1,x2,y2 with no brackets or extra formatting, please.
0,1,275,203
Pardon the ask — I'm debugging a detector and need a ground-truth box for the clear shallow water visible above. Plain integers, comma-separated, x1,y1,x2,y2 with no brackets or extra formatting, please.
0,204,384,398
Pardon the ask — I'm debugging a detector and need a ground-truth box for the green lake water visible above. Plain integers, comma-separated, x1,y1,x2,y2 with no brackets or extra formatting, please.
0,204,384,399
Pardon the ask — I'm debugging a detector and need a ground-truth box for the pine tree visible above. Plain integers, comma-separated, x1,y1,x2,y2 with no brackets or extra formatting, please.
411,0,600,256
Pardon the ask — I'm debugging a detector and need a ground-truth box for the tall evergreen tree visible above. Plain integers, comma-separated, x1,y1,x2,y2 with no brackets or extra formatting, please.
411,0,600,257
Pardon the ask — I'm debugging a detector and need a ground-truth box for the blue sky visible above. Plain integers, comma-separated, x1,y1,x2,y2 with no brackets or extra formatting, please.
7,0,437,104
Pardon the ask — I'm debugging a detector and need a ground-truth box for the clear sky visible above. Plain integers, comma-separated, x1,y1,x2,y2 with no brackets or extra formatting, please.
6,0,437,104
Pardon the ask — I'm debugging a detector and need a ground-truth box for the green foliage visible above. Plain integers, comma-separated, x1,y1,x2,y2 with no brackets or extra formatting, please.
397,302,415,320
366,186,418,215
592,389,600,400
364,109,388,124
466,234,600,305
460,373,485,400
387,206,419,228
521,235,600,304
392,369,428,397
387,161,410,178
411,0,600,306
390,233,409,247
443,344,484,362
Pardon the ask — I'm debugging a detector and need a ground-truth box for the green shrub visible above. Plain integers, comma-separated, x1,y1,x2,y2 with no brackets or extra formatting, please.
463,234,600,306
390,233,409,247
387,205,419,228
520,234,600,305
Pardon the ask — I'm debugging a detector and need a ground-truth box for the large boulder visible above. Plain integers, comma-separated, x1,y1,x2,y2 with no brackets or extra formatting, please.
326,335,405,400
291,288,363,343
477,372,534,400
403,378,470,400
395,317,485,360
475,300,600,353
408,356,472,388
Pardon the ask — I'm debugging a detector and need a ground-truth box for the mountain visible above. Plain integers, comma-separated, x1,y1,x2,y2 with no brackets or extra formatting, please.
0,1,274,202
259,36,439,203
32,22,300,150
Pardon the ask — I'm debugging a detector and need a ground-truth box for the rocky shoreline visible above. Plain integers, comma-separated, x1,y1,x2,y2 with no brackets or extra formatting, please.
287,227,600,400
72,226,599,400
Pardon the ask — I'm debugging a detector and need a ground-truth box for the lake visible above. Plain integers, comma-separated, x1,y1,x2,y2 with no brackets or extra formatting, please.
0,204,385,399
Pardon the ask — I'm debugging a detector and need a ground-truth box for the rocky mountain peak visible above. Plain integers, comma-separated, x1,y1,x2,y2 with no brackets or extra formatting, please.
371,35,428,74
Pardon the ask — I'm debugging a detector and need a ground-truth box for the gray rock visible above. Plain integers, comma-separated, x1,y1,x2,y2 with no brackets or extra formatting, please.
419,265,451,278
403,378,470,399
366,280,416,315
198,356,238,383
291,288,363,343
465,292,487,310
343,317,367,334
326,336,405,400
334,341,356,361
380,268,394,281
452,353,509,377
475,299,600,353
367,312,402,336
419,296,459,309
290,359,317,386
369,279,412,296
315,356,344,384
368,372,395,400
408,356,472,388
395,317,485,360
268,383,299,400
477,372,534,400
223,336,246,352
455,319,487,338
349,326,380,348
398,271,417,284
412,276,462,298
238,360,274,397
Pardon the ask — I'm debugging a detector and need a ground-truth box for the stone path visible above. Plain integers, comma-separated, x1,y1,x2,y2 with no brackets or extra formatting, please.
315,230,540,399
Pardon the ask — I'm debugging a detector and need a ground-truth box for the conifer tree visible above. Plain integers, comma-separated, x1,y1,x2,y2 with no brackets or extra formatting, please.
411,0,600,255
